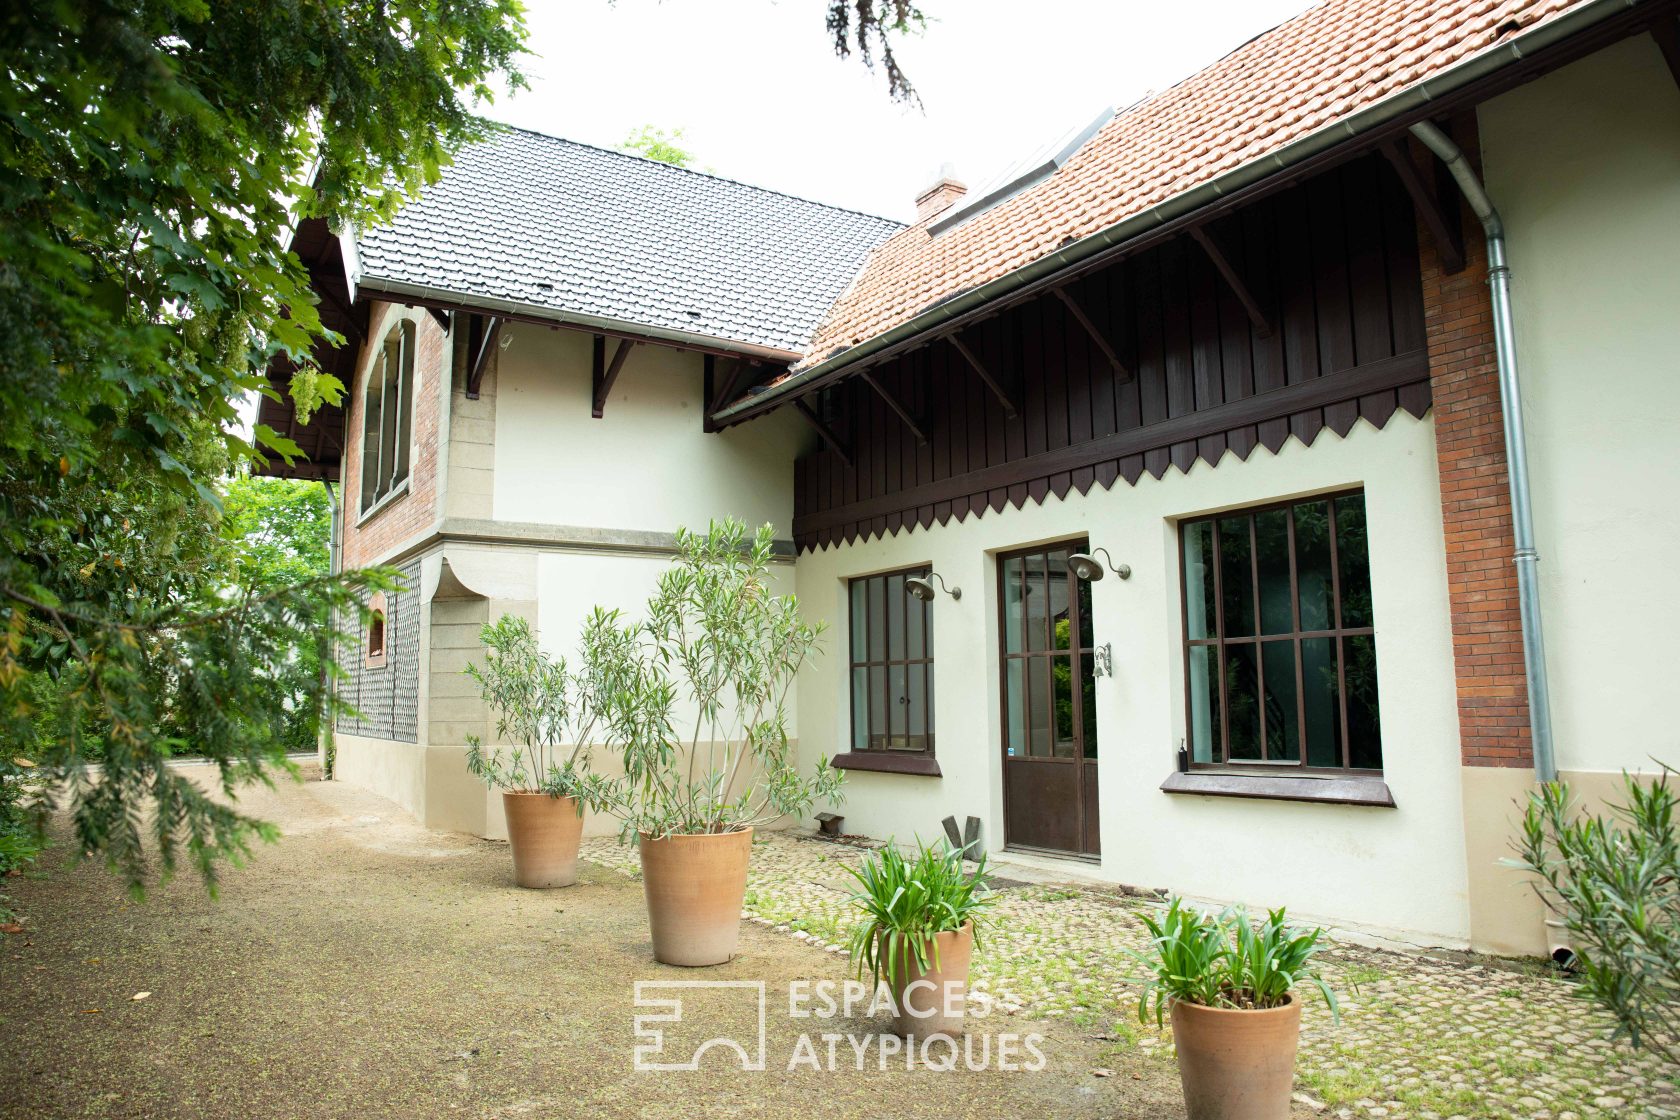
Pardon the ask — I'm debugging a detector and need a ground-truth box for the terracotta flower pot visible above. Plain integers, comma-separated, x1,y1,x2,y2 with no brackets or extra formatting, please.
502,792,584,889
1169,993,1302,1120
639,828,753,966
889,922,973,1040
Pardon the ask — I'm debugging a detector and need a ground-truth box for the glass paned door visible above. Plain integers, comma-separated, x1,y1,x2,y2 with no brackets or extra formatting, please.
999,541,1100,857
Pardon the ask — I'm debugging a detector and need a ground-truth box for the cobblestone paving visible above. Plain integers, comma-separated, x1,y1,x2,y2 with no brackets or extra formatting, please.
583,833,1680,1119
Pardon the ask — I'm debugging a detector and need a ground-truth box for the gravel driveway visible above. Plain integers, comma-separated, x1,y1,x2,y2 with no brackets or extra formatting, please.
1,766,1202,1120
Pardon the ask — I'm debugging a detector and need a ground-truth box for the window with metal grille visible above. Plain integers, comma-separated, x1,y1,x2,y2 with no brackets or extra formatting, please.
848,568,934,755
1181,490,1381,772
360,320,415,514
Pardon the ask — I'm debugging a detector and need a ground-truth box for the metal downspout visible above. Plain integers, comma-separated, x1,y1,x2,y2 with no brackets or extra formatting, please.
1409,121,1557,784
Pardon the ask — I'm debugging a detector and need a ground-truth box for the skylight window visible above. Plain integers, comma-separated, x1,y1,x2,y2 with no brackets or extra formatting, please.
927,105,1116,237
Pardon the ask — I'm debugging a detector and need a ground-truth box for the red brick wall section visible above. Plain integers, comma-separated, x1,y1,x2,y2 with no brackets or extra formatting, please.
1416,117,1531,769
341,302,445,570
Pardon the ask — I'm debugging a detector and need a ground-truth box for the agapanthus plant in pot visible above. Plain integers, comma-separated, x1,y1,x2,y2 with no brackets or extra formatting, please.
607,519,844,966
847,839,995,1039
464,614,629,888
1136,898,1338,1120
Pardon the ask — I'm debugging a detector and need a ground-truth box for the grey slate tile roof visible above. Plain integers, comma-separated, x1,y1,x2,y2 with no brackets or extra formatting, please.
354,126,903,354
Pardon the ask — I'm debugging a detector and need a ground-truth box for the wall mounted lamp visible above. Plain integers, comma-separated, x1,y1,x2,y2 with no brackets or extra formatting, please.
1067,547,1131,582
905,573,962,602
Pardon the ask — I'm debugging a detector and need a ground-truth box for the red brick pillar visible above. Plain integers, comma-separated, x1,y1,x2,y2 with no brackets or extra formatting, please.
1416,120,1531,769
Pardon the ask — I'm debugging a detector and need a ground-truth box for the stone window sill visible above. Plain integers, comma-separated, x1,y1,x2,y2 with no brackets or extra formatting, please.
832,752,942,777
357,479,411,528
1159,770,1395,807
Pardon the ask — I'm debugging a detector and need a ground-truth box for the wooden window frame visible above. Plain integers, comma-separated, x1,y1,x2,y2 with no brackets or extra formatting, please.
365,591,389,669
835,566,938,776
359,320,415,517
1178,489,1382,776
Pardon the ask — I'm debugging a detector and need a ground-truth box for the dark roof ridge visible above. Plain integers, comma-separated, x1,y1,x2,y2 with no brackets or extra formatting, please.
481,119,906,228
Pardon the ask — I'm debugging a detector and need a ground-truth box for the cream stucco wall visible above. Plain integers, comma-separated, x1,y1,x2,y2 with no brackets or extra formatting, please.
795,416,1471,946
1449,34,1680,957
1479,35,1680,778
492,325,806,535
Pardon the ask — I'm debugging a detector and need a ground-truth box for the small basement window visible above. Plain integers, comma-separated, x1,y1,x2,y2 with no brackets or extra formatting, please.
366,592,389,669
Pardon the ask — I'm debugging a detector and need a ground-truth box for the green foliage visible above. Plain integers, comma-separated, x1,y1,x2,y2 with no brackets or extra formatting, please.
1135,898,1338,1026
463,614,628,814
1512,772,1680,1060
1,0,529,493
846,839,994,987
0,755,48,922
0,0,526,898
600,519,844,838
218,476,335,754
619,125,700,169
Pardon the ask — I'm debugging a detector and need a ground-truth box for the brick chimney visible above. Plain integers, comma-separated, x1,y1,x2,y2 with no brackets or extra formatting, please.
914,163,967,223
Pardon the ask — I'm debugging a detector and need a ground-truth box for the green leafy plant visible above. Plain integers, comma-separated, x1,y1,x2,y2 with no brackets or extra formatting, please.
0,753,47,922
1135,898,1338,1025
463,615,629,813
1511,771,1680,1060
845,840,994,986
618,125,702,169
0,0,524,898
605,519,844,839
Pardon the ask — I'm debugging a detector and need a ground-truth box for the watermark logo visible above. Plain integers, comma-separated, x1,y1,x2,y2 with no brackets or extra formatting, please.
633,981,767,1071
631,978,1045,1073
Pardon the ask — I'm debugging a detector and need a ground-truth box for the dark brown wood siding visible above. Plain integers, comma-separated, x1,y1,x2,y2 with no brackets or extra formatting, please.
792,153,1431,552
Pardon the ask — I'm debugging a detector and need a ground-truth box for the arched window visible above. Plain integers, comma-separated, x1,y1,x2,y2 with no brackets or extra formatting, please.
359,319,416,513
366,591,389,668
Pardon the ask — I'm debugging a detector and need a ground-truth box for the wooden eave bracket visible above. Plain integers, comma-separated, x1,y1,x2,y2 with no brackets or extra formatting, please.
860,370,929,444
708,357,761,420
1652,17,1680,95
466,315,502,400
1380,139,1467,275
793,397,854,468
426,306,451,332
1052,288,1132,382
1189,225,1275,337
591,335,635,418
945,333,1019,417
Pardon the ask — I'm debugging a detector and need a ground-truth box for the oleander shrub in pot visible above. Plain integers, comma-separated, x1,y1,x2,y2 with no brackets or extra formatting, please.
609,519,844,966
464,615,628,888
1137,898,1338,1120
846,840,995,1039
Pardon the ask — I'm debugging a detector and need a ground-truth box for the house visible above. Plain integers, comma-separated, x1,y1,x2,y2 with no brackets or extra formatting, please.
257,0,1680,957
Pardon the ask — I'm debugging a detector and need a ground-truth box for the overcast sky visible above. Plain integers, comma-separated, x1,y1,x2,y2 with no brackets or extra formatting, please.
487,0,1315,223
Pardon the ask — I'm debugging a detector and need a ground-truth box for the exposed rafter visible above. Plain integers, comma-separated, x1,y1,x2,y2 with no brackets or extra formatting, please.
1380,140,1466,274
1188,225,1274,337
945,333,1019,417
1052,288,1131,381
317,285,365,342
1653,17,1680,94
860,370,928,444
466,315,502,400
793,398,854,468
592,336,635,418
712,357,760,414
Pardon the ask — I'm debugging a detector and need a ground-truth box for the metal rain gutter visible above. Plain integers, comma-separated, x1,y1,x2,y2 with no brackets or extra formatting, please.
355,276,805,364
712,0,1643,427
1409,121,1557,785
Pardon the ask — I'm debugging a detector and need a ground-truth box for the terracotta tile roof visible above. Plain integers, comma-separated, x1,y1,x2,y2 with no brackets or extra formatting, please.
799,0,1585,365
